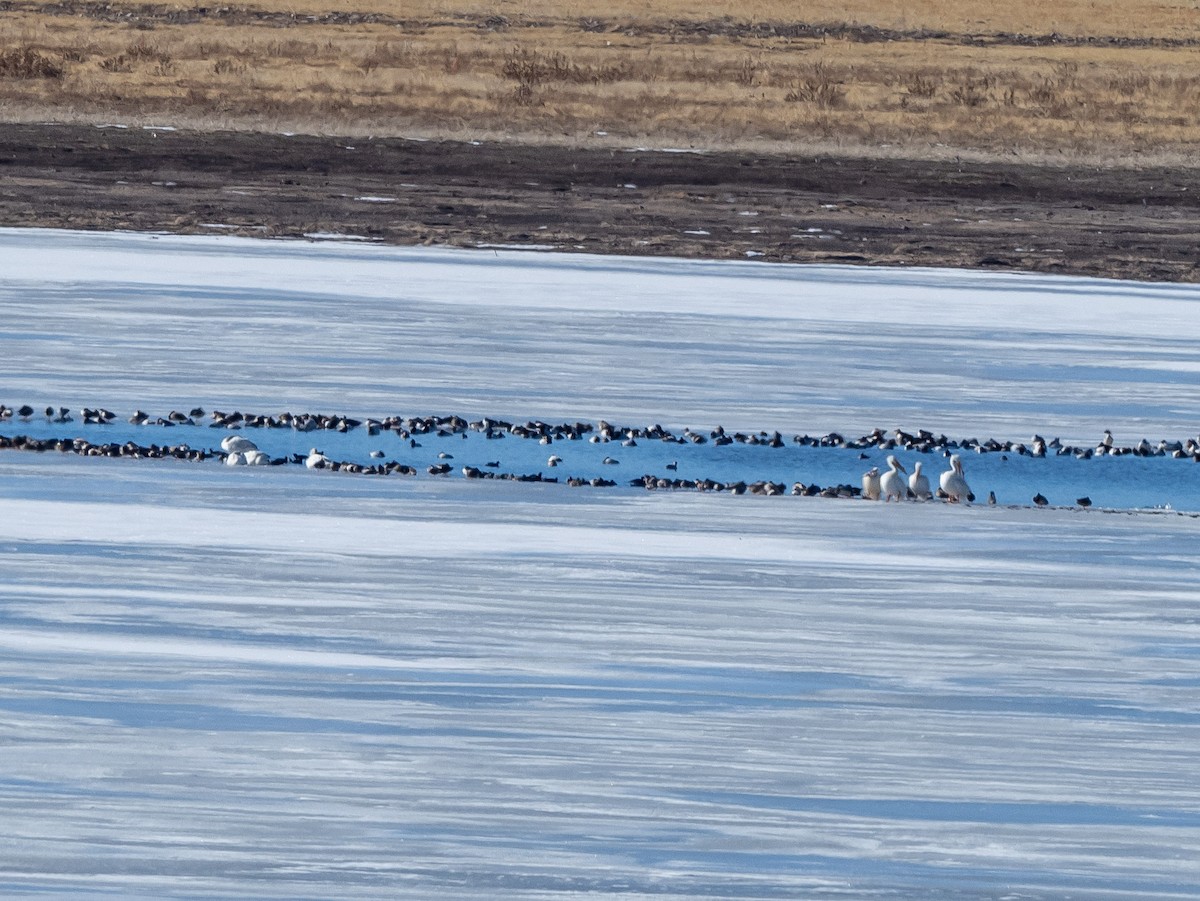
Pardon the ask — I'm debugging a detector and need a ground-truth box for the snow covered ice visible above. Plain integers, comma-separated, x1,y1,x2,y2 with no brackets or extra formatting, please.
1,228,1200,898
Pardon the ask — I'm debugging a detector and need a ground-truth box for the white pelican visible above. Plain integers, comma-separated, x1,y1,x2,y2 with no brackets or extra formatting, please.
305,448,330,469
221,435,258,454
939,454,971,503
880,455,907,502
861,467,881,501
908,460,932,500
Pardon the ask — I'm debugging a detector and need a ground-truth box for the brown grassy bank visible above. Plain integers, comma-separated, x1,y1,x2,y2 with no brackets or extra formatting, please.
1,0,1199,162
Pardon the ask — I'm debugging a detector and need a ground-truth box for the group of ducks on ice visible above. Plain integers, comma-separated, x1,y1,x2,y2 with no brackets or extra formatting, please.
863,455,975,503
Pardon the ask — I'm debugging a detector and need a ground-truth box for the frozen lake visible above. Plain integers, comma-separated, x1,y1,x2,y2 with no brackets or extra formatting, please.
2,229,1199,898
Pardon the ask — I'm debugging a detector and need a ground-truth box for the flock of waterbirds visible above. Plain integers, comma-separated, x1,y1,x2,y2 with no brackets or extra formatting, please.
2,403,1199,510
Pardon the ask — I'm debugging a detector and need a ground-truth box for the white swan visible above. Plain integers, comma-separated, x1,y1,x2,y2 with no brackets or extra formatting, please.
220,435,258,454
939,454,971,503
305,448,330,469
861,467,881,501
908,460,932,500
224,450,246,466
244,449,271,466
880,455,907,502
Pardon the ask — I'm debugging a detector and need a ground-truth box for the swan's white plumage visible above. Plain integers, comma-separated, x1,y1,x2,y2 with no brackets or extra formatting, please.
220,435,258,454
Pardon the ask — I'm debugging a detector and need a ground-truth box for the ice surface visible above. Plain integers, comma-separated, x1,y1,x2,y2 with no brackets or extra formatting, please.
1,229,1199,898
1,228,1199,445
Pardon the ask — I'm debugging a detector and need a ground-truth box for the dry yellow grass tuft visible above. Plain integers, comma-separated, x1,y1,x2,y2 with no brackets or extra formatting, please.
1,0,1200,163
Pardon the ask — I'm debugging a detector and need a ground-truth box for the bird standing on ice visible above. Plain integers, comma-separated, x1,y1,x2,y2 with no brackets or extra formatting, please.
861,467,881,500
908,460,932,500
880,455,907,502
939,454,971,503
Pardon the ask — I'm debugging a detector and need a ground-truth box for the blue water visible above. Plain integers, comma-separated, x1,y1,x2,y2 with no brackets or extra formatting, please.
3,412,1199,512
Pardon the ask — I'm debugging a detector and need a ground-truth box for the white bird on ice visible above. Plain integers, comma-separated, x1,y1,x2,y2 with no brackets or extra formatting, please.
880,455,907,502
305,448,330,469
908,460,932,500
939,454,971,503
861,467,881,501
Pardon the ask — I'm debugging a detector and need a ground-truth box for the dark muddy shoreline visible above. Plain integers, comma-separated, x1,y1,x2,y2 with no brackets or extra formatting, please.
1,122,1198,282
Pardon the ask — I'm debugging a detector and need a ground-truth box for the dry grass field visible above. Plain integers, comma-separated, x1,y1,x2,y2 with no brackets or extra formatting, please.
2,0,1200,162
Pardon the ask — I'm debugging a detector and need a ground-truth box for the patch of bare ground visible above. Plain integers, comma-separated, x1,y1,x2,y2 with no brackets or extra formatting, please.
1,123,1198,282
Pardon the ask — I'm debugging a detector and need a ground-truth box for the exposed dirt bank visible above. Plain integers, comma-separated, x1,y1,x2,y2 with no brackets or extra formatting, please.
2,123,1197,281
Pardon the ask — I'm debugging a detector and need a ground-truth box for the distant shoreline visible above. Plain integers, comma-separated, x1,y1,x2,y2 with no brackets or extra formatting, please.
2,122,1198,283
